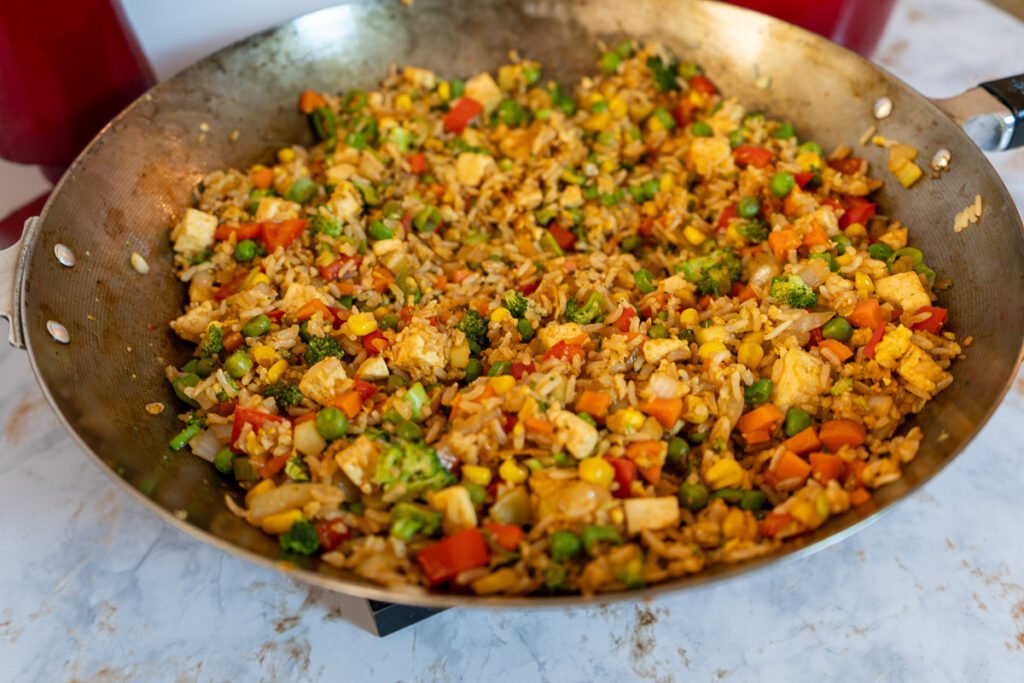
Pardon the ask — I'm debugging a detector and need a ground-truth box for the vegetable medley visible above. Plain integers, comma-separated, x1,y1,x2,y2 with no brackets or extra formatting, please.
165,41,959,595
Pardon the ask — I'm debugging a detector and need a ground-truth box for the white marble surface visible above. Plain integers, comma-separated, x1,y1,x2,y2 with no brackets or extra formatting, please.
2,0,1024,681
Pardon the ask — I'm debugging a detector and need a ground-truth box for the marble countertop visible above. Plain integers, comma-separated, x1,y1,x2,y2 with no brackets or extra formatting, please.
2,0,1024,680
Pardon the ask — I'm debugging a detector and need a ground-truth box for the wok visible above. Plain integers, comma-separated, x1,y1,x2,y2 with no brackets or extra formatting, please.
2,0,1022,608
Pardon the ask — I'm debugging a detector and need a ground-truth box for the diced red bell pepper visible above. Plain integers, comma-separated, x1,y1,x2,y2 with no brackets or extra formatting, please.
408,152,427,174
542,341,586,363
794,172,815,189
606,456,636,499
716,203,738,231
519,282,539,295
806,327,824,349
690,74,718,95
483,521,523,551
548,224,576,251
839,197,876,228
828,157,866,176
911,306,948,334
672,99,695,127
638,216,655,237
231,407,286,452
353,379,379,401
266,309,286,322
614,307,637,333
319,255,362,281
315,519,351,552
501,413,518,434
214,272,249,301
361,329,389,356
259,454,289,479
215,222,263,241
733,145,774,168
863,322,886,359
761,512,793,538
509,362,535,380
443,97,484,133
416,527,490,585
262,218,308,252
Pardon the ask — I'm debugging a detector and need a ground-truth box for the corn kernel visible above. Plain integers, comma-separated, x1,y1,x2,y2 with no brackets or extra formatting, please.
844,222,868,239
646,116,665,133
395,93,412,111
722,508,751,539
262,509,303,534
683,225,707,246
314,250,336,268
242,267,263,288
347,312,378,336
696,325,727,345
688,90,708,108
490,307,512,323
437,80,451,101
600,160,617,175
588,93,605,105
462,465,492,487
705,458,745,489
584,112,611,132
499,458,528,484
795,151,823,172
789,500,817,526
578,457,615,487
607,407,645,435
815,493,831,520
249,273,270,287
641,201,659,217
855,272,874,296
683,395,709,424
835,253,854,267
609,97,628,118
737,341,764,368
252,344,277,367
267,359,288,383
660,173,676,193
449,342,471,370
277,148,296,163
489,375,516,394
698,341,729,360
610,507,625,525
246,479,276,507
679,308,701,328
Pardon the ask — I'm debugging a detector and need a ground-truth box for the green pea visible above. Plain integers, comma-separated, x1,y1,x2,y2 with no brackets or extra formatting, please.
737,197,761,219
242,314,271,338
822,317,853,342
772,122,795,139
783,407,812,438
396,419,423,442
799,141,823,155
463,358,483,383
633,268,656,294
728,129,744,148
517,318,535,342
591,100,609,113
214,447,236,474
285,177,318,205
691,121,713,137
831,234,853,253
315,407,349,440
679,481,709,511
553,451,573,468
667,436,690,464
488,360,511,377
620,233,643,252
739,490,767,511
234,239,258,262
544,564,568,590
550,530,582,561
648,323,669,339
652,108,676,130
368,220,394,240
224,351,253,378
600,50,622,74
184,358,216,378
868,242,894,261
770,172,795,198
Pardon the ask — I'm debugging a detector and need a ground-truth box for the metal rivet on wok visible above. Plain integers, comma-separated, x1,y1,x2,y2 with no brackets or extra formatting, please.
53,244,76,268
46,320,70,344
873,96,893,120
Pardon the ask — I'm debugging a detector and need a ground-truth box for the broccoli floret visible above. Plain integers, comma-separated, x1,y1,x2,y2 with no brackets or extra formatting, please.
198,324,223,359
770,275,819,308
679,248,744,296
563,291,607,324
456,309,489,354
374,440,457,499
310,213,342,237
303,335,345,365
389,502,442,541
279,519,320,555
737,220,769,244
261,381,304,409
646,55,681,92
503,290,529,318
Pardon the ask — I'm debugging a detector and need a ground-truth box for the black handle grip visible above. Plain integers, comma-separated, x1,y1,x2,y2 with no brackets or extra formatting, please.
980,75,1024,149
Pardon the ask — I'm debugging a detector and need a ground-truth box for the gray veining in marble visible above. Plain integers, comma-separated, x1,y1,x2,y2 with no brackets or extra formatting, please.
1,0,1023,680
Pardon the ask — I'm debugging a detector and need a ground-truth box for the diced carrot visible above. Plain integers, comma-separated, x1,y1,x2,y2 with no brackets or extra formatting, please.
761,512,793,537
637,397,683,429
575,390,612,419
819,419,866,452
259,454,289,479
638,464,662,486
524,417,555,435
294,412,317,425
251,168,275,189
744,429,773,447
809,452,846,484
767,228,802,262
782,427,821,455
625,441,665,485
330,391,363,419
294,299,335,323
736,284,758,303
802,221,829,248
299,90,327,113
774,450,812,484
215,222,263,241
736,404,784,436
223,331,244,352
450,268,473,284
817,339,853,362
850,488,872,506
847,298,883,329
845,460,867,486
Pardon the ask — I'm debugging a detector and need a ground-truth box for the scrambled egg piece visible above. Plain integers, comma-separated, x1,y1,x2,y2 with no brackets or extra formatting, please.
552,409,599,459
279,283,331,315
371,238,406,271
170,208,216,258
254,197,301,223
327,183,363,223
324,163,358,185
643,361,690,400
456,152,495,187
171,300,219,342
898,345,946,395
299,357,348,405
537,322,587,350
686,137,736,178
771,346,828,411
357,356,389,381
334,436,379,494
623,496,680,536
388,317,450,382
464,72,503,113
875,272,930,314
873,324,913,369
643,338,689,364
430,486,478,535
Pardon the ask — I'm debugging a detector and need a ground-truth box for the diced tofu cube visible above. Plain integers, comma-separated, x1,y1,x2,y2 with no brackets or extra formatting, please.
402,66,436,89
623,496,681,535
771,347,828,411
299,357,348,405
170,300,219,343
357,356,389,381
324,163,358,186
371,238,407,271
537,322,587,350
643,338,689,364
279,283,331,315
875,228,908,251
873,324,913,369
254,197,300,223
170,208,216,257
328,183,363,223
898,344,946,395
430,486,478,535
875,271,930,314
293,420,327,457
334,436,379,494
552,410,599,459
456,152,494,187
559,184,584,208
464,72,503,113
388,319,449,382
686,137,736,178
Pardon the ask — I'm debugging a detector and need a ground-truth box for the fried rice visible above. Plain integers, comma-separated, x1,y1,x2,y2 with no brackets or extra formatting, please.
163,41,960,596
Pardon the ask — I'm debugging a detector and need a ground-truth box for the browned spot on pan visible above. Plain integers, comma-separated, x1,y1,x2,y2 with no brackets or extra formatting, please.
4,395,45,443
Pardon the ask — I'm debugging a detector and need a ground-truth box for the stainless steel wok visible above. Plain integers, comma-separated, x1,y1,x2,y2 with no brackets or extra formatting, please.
2,0,1022,608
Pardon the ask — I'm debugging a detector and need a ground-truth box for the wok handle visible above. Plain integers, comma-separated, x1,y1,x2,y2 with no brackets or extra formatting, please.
933,75,1024,151
0,217,35,349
